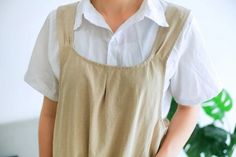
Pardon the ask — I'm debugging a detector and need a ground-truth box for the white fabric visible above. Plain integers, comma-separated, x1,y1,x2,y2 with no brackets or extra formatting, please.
24,0,223,118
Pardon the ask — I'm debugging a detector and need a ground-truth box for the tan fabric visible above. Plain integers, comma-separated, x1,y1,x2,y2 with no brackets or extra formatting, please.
53,1,190,157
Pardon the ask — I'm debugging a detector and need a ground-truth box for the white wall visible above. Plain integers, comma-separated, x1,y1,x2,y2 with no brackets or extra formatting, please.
0,0,76,124
0,0,235,156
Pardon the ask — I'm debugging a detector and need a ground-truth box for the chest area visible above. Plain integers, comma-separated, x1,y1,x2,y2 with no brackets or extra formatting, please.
73,18,158,67
60,49,166,94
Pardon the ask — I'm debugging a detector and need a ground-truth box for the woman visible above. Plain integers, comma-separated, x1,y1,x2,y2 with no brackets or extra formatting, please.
24,0,223,156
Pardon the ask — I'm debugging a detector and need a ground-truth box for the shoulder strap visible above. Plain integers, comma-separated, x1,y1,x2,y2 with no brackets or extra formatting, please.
153,2,191,119
56,2,78,47
154,2,191,62
56,1,79,68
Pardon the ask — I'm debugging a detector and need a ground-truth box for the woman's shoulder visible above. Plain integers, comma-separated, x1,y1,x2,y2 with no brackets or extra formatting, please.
57,1,78,9
46,1,79,25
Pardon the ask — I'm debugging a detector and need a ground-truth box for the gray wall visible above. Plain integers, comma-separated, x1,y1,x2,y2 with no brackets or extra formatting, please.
0,118,38,157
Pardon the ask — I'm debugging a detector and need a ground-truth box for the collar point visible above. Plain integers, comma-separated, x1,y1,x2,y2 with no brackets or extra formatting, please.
162,22,170,27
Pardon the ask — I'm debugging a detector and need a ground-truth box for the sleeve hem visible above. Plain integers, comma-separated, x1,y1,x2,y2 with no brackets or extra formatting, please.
175,84,224,106
24,74,58,102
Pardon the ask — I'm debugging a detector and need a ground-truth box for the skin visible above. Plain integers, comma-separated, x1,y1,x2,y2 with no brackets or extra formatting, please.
90,0,143,33
38,0,201,156
39,96,57,157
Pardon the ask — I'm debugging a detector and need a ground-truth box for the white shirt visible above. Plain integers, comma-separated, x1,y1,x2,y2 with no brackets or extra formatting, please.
24,0,223,118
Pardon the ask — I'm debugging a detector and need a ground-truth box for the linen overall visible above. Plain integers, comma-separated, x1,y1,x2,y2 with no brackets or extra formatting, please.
53,1,190,157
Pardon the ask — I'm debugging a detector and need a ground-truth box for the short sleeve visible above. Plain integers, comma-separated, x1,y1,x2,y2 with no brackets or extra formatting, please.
24,11,59,102
170,13,224,106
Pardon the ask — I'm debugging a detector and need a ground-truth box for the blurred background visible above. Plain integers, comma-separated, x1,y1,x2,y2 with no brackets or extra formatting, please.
0,0,235,156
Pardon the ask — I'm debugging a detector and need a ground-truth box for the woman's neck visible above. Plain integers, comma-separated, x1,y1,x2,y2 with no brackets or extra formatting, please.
91,0,143,17
90,0,143,32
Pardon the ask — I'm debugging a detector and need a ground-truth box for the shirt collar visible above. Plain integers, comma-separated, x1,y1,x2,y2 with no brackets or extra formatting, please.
73,0,169,30
144,0,169,27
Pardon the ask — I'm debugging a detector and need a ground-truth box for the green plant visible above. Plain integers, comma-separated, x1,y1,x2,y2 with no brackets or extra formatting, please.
202,90,233,121
167,89,236,157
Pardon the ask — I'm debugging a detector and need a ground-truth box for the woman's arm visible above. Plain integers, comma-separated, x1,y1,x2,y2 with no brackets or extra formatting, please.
38,96,57,157
155,104,201,157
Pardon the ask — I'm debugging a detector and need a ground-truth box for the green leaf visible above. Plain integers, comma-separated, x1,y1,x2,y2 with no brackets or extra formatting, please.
228,125,236,157
202,89,233,120
184,124,231,157
167,98,178,121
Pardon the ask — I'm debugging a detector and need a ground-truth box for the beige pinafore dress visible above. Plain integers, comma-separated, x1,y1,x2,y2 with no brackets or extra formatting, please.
53,1,190,157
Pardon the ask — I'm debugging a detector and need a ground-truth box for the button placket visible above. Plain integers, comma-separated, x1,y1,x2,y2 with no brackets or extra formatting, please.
107,35,119,65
